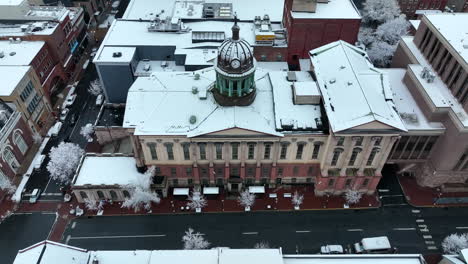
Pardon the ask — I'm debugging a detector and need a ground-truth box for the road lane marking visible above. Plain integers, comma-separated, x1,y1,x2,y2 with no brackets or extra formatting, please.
71,222,76,229
347,229,363,232
416,219,425,223
456,227,468,230
425,241,435,245
242,232,258,235
65,235,71,244
427,246,438,250
393,228,416,231
411,209,420,213
418,224,427,228
295,230,311,233
420,229,430,233
378,189,390,192
423,235,433,239
70,234,167,240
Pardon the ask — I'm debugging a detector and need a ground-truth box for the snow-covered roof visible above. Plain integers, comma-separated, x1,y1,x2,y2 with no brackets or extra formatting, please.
73,156,143,186
257,61,289,72
219,248,283,264
0,22,59,37
175,48,217,66
13,240,89,264
95,46,136,63
310,41,407,133
424,13,468,63
383,69,445,132
0,0,24,6
149,249,219,264
401,36,468,128
283,254,425,264
89,251,152,264
0,65,29,96
409,20,420,31
122,0,284,22
0,41,45,66
291,0,361,20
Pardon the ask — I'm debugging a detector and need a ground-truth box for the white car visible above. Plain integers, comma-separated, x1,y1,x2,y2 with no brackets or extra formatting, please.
48,122,62,136
60,108,69,121
320,245,344,254
95,94,104,106
29,188,41,203
33,155,45,170
64,94,77,107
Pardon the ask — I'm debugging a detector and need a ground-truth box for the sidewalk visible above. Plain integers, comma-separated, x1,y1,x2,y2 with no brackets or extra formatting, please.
398,175,468,207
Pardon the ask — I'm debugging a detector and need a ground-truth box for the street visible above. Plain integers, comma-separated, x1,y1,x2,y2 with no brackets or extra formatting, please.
0,213,57,264
62,206,468,255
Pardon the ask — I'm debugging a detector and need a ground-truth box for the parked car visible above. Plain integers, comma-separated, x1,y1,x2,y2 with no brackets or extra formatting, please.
320,245,344,254
29,189,41,203
64,94,77,107
33,155,45,170
59,108,69,121
354,236,394,254
95,94,104,106
70,113,79,126
48,122,62,136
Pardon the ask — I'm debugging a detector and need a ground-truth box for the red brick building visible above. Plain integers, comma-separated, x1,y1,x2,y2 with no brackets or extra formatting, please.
282,0,361,68
398,0,448,18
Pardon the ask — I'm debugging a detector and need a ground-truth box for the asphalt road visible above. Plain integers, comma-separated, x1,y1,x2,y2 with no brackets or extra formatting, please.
0,213,56,264
62,207,468,255
23,63,101,201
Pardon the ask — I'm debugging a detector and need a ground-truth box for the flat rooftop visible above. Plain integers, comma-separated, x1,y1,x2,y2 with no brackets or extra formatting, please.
96,105,125,127
122,0,284,22
0,21,58,37
291,0,361,20
424,13,468,63
0,40,45,66
283,254,425,264
0,65,29,96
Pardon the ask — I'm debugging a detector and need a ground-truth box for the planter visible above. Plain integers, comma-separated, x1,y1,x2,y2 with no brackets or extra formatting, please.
294,205,300,210
245,206,250,211
196,208,201,213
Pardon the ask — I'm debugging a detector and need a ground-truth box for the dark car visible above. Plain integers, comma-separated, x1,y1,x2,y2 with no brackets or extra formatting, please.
70,113,79,126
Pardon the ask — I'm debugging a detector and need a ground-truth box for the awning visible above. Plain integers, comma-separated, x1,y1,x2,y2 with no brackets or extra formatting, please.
203,187,219,195
173,188,189,196
248,186,265,194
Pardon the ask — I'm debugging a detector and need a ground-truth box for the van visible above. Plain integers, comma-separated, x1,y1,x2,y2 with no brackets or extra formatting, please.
29,189,41,203
354,236,394,254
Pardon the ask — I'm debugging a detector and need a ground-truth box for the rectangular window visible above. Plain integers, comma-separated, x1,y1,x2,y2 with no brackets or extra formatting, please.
355,137,363,146
362,178,369,187
230,167,239,176
215,167,224,178
345,178,352,188
296,143,304,159
147,143,158,160
312,143,321,159
367,148,379,166
172,179,178,186
348,148,360,166
278,167,283,176
155,167,161,175
247,167,255,177
331,150,341,166
262,167,270,178
336,137,345,146
248,143,255,159
280,143,288,159
328,178,335,187
215,143,223,160
201,168,208,178
307,166,314,175
171,168,177,177
293,166,299,176
165,143,174,160
276,178,282,184
201,178,209,185
231,143,239,160
264,143,272,159
188,178,193,185
199,143,207,160
183,143,190,160
374,137,382,146
186,167,192,177
216,178,224,186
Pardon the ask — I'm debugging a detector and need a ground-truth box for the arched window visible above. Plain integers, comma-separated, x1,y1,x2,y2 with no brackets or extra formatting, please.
367,148,381,166
97,190,105,199
13,130,28,154
331,148,344,166
80,191,88,200
2,147,19,172
348,148,362,166
110,190,118,200
123,190,130,198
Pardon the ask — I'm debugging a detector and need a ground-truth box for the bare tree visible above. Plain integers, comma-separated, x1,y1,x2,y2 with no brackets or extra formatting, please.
187,190,207,210
182,228,210,250
292,191,304,209
344,189,363,205
238,189,255,209
442,233,468,254
121,166,160,212
88,79,103,96
0,174,16,194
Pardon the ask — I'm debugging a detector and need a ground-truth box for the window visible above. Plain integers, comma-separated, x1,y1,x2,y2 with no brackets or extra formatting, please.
348,148,361,166
293,166,299,176
147,143,157,160
27,94,41,114
328,178,335,187
20,81,34,102
186,167,192,177
374,137,382,146
454,150,468,171
231,143,239,160
201,168,208,178
182,143,190,160
280,143,288,159
215,143,223,160
278,167,283,176
188,179,193,185
110,190,118,200
307,166,314,175
165,143,174,160
97,191,104,199
247,167,255,177
231,167,239,176
367,148,380,166
171,168,177,177
296,143,305,159
331,149,342,166
246,178,254,185
276,178,282,184
201,178,209,185
264,143,272,159
336,137,345,146
345,179,352,188
247,143,255,159
215,167,223,178
13,130,28,154
261,177,269,184
2,147,19,172
312,143,321,159
199,143,207,160
173,179,179,186
262,167,270,178
155,167,161,175
123,190,130,198
354,136,363,146
80,191,88,200
362,178,369,187
216,178,224,186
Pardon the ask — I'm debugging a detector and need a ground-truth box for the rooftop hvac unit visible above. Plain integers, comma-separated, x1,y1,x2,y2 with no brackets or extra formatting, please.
112,52,122,58
0,51,4,58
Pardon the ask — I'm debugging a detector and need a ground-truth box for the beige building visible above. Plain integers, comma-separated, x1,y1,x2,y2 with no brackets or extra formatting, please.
392,13,468,191
0,66,53,136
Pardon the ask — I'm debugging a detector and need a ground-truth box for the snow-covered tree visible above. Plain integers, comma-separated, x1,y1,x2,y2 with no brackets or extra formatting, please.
358,26,375,48
254,241,270,249
344,189,363,205
442,233,468,254
367,40,397,67
88,79,103,96
238,189,255,209
32,133,42,144
187,190,207,210
84,198,103,211
121,166,160,212
46,142,84,184
292,191,304,208
0,174,16,194
182,228,210,250
362,0,401,25
375,16,410,45
80,123,95,142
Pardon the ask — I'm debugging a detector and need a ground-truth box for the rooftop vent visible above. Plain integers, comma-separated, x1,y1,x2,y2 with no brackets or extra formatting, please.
329,78,336,84
9,52,16,56
420,67,435,83
192,87,199,94
189,115,197,124
0,51,4,58
143,63,151,71
287,71,297,82
112,52,122,58
92,256,99,264
194,73,200,80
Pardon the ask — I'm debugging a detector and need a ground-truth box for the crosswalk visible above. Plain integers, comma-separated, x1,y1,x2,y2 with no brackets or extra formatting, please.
412,210,438,251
